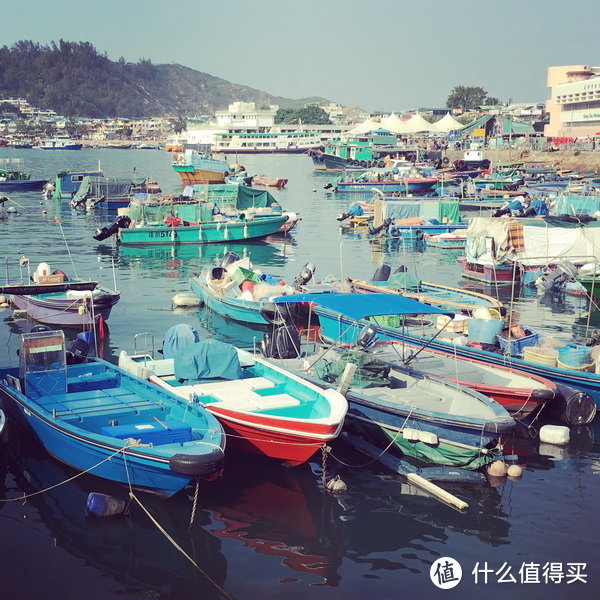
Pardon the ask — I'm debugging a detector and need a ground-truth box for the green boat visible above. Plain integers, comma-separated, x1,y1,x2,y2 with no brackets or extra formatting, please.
577,274,600,298
118,215,288,246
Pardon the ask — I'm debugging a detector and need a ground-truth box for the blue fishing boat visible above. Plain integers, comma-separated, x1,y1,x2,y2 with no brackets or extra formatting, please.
291,294,598,421
263,293,515,469
0,329,225,496
0,169,47,192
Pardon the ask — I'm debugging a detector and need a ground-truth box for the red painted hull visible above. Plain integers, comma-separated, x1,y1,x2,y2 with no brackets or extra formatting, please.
457,257,520,285
208,406,342,465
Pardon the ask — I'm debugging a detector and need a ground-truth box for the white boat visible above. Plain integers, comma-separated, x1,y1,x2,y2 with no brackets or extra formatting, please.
38,139,83,150
212,130,322,154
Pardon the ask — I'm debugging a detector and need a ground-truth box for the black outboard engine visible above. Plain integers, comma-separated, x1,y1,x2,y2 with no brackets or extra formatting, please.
66,337,90,365
293,263,315,289
356,324,378,349
93,215,132,241
492,206,511,218
368,217,392,235
261,326,301,359
220,251,240,269
371,264,391,282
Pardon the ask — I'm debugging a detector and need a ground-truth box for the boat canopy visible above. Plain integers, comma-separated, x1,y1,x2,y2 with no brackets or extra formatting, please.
174,339,243,381
272,292,451,320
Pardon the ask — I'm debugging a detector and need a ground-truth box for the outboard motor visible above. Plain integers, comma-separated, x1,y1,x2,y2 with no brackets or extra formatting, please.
93,215,132,241
368,217,392,235
293,263,315,289
371,264,391,282
220,251,240,269
66,337,90,365
261,326,301,359
356,324,378,348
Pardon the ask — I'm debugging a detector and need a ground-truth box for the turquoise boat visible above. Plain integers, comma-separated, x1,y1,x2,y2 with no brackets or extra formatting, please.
118,215,288,246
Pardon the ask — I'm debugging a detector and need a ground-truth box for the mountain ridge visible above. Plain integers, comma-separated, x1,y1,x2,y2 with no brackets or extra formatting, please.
0,40,330,118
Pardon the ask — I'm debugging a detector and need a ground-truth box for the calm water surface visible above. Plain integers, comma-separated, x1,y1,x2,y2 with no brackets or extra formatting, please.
0,149,599,599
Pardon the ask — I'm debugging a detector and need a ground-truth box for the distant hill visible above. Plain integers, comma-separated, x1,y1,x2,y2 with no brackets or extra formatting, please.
0,40,329,118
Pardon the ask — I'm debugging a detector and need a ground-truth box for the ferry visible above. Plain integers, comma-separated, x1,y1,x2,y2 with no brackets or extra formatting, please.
212,131,321,154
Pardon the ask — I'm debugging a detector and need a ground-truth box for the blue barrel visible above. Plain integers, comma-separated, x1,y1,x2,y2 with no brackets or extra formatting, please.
468,318,504,344
557,345,591,367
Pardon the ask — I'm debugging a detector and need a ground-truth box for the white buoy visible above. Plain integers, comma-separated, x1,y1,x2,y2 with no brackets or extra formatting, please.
539,424,570,445
172,292,201,307
487,460,508,477
326,475,347,494
313,188,317,192
507,464,523,479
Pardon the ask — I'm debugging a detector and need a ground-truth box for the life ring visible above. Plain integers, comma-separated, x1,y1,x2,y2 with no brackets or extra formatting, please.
442,157,449,165
360,160,367,167
378,160,385,168
351,159,358,166
347,157,353,164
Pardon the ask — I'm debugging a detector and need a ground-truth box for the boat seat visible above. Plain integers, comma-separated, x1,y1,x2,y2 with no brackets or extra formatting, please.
67,374,120,393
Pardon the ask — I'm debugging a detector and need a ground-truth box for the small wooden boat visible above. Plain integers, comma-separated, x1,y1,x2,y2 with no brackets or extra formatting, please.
0,329,226,496
264,293,515,469
251,175,288,189
118,325,347,466
424,231,467,250
300,297,597,423
8,262,119,327
364,340,557,421
348,267,505,315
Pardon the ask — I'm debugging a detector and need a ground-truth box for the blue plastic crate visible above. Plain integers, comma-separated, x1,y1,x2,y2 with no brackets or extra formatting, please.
496,327,539,356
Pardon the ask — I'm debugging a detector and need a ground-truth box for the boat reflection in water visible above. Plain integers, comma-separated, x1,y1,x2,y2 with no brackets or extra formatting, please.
106,238,294,279
0,426,227,600
204,453,345,586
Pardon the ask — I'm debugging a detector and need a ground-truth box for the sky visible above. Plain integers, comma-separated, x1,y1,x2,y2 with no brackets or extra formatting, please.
2,0,598,112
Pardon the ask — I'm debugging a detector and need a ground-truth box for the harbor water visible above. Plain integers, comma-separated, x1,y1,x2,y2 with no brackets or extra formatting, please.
0,149,599,598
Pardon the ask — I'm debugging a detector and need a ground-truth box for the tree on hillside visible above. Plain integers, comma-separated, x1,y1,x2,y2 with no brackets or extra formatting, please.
447,86,498,111
275,105,331,124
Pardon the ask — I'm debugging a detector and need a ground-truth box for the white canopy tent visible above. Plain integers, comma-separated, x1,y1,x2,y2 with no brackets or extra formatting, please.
434,113,464,133
404,114,439,133
379,113,413,135
348,118,381,134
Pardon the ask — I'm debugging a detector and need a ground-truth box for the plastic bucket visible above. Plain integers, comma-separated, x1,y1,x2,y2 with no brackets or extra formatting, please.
557,345,591,368
468,318,504,344
557,358,594,372
522,347,557,367
436,314,469,333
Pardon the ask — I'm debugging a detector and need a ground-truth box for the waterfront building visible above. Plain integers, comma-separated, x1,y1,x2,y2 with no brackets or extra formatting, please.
545,65,600,138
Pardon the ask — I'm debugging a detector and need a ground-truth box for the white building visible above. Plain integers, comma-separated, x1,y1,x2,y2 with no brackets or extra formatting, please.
214,102,278,131
545,65,600,137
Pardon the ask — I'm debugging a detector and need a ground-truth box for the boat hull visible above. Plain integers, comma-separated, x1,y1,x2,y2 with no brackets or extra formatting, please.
0,362,225,496
10,290,119,326
191,277,271,325
0,179,47,191
119,216,288,246
207,406,339,465
457,257,520,285
336,179,438,194
172,165,226,185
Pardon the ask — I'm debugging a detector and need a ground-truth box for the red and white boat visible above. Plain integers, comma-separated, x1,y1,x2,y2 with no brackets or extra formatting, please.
119,327,347,465
367,340,559,421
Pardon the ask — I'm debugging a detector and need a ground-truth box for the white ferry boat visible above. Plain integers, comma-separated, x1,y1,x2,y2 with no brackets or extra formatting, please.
212,130,322,154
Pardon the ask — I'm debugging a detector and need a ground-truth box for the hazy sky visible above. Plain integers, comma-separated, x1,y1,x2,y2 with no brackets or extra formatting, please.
3,0,598,111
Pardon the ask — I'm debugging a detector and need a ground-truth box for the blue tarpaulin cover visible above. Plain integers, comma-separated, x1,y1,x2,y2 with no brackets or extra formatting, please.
272,292,450,320
163,324,201,359
174,339,243,381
